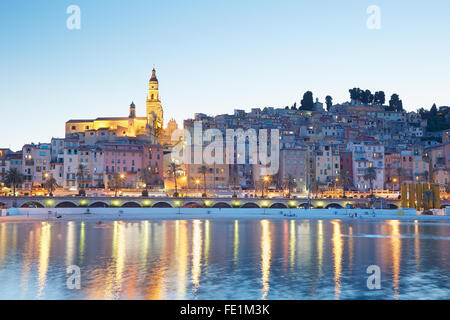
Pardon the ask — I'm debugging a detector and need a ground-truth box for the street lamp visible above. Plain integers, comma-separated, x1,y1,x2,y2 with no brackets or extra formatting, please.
262,175,270,198
392,178,397,193
195,179,200,193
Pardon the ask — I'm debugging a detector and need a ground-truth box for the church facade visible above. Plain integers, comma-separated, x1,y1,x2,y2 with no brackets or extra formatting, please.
65,69,164,141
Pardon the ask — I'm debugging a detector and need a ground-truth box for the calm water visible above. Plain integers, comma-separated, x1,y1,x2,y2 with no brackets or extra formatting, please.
0,219,449,300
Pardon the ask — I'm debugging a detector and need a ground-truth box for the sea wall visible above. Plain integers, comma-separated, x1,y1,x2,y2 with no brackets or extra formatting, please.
3,207,419,219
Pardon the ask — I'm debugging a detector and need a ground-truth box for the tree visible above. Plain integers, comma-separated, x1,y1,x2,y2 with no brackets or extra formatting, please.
300,91,314,111
108,173,125,197
349,88,361,101
430,103,438,116
364,167,377,195
199,165,208,197
388,94,403,112
167,161,181,197
420,104,450,132
139,167,152,196
325,96,333,111
374,91,385,105
423,190,433,211
396,167,405,186
360,89,373,104
2,168,24,197
339,169,353,197
284,175,297,198
43,177,58,197
422,170,430,184
310,180,321,199
230,166,239,197
76,164,89,192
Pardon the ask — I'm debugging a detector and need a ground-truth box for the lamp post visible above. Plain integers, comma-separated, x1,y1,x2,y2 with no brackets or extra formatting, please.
262,175,270,198
195,178,200,196
335,177,339,198
120,173,126,191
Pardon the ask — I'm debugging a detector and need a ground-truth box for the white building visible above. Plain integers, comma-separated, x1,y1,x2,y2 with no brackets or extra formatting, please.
349,142,385,191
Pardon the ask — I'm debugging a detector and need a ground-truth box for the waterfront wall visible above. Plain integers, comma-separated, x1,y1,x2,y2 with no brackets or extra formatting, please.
3,207,419,218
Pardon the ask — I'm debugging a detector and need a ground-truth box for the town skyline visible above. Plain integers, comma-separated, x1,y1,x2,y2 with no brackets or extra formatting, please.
1,77,448,151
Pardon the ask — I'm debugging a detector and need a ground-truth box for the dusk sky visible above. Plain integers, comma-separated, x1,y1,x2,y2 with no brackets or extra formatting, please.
1,0,450,151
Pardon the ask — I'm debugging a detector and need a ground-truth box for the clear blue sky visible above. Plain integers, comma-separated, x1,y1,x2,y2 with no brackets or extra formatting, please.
1,0,449,151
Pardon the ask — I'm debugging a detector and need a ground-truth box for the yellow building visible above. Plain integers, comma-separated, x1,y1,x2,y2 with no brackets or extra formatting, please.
65,69,164,140
146,68,164,132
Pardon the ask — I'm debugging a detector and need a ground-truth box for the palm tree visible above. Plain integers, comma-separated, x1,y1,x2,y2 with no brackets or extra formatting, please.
310,180,321,199
340,170,353,197
108,173,125,197
364,167,377,195
76,164,89,194
167,161,181,197
423,190,433,211
396,167,405,186
2,168,24,196
423,170,430,184
43,177,58,197
139,167,152,196
199,165,208,197
284,175,297,198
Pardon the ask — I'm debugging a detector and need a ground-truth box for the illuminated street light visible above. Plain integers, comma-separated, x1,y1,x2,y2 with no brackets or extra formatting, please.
262,175,270,198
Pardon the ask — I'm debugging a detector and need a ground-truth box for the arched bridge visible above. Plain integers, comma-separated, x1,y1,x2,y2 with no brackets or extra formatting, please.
0,196,433,210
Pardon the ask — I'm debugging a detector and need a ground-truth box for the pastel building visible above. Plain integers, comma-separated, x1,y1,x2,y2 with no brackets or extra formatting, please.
0,149,13,180
279,143,307,192
349,142,385,191
384,151,401,190
63,137,80,188
104,142,163,188
22,143,52,188
314,145,340,184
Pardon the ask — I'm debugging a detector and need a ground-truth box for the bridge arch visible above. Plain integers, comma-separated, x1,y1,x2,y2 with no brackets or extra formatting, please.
386,203,398,209
213,202,232,208
20,201,44,208
241,202,260,208
121,202,141,208
270,203,288,209
325,203,343,209
56,201,78,208
182,202,203,208
89,202,109,208
152,202,172,208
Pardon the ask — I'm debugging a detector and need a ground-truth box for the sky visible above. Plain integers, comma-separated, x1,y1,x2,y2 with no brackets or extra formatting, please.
1,0,450,151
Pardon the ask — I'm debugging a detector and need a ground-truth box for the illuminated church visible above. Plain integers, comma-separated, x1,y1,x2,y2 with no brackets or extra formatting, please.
65,69,164,141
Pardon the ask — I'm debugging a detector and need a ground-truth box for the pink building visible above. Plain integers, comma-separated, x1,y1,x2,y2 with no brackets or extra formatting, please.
103,142,163,188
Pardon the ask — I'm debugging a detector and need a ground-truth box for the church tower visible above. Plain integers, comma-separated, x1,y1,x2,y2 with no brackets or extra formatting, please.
146,68,164,134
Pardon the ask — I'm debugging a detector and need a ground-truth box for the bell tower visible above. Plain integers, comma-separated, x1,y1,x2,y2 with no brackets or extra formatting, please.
146,68,163,134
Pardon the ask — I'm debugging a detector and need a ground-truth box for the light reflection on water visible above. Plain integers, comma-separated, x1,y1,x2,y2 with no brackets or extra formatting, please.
0,219,449,300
